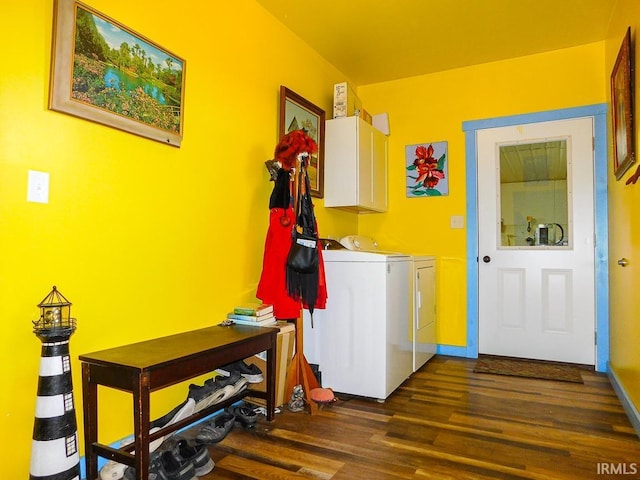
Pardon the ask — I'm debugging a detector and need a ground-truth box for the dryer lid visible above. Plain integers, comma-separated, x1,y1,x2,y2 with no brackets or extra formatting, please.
337,235,407,258
322,250,410,262
339,235,404,254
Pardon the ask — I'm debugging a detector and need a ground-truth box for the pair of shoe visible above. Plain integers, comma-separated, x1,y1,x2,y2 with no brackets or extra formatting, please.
195,411,236,445
250,405,281,416
195,402,257,445
206,373,249,397
188,373,249,413
99,398,196,480
227,403,258,429
216,360,263,383
123,437,214,480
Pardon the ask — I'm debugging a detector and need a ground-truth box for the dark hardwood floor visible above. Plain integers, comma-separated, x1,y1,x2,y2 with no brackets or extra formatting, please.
186,356,640,479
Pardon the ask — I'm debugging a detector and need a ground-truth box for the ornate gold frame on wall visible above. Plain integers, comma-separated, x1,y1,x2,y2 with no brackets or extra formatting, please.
611,27,635,180
49,0,186,147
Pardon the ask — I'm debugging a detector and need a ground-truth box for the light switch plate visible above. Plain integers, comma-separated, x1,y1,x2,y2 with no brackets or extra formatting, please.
450,215,464,229
27,170,49,204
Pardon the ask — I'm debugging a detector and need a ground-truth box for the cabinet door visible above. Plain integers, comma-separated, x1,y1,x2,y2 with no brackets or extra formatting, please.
358,120,374,208
324,117,358,207
371,128,388,211
324,116,388,212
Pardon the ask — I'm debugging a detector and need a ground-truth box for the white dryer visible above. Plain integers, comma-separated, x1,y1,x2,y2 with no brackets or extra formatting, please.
303,237,413,400
412,255,437,371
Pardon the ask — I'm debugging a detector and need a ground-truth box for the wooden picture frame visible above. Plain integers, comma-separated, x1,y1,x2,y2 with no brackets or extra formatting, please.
279,86,325,198
49,0,186,147
611,27,635,180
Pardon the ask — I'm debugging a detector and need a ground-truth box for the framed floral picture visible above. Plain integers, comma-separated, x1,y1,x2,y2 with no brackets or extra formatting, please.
49,0,186,146
406,141,449,197
611,27,635,180
279,86,325,198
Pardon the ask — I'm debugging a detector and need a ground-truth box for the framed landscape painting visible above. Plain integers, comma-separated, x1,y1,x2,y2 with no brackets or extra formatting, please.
49,0,186,146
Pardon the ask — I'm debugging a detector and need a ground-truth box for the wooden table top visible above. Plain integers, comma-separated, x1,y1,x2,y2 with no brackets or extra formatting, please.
79,324,278,371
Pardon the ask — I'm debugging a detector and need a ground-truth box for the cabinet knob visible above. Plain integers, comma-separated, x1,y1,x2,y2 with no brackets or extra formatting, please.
618,258,630,267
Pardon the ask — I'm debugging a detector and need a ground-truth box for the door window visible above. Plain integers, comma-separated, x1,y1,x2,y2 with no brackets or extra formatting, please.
498,140,570,248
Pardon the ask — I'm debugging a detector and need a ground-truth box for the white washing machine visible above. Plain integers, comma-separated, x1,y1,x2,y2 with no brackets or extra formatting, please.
303,236,414,400
338,237,437,372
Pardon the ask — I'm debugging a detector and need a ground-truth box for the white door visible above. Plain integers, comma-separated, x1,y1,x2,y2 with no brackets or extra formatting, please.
477,118,595,365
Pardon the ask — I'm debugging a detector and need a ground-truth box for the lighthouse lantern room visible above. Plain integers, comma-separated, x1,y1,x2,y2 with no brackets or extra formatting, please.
33,285,76,333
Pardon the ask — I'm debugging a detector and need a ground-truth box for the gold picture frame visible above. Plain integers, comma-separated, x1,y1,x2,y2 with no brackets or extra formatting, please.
279,86,325,198
49,0,186,147
611,27,635,180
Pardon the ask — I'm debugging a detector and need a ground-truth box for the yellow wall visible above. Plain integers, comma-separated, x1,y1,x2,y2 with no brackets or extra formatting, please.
357,43,607,346
606,0,640,415
0,1,355,477
3,1,635,477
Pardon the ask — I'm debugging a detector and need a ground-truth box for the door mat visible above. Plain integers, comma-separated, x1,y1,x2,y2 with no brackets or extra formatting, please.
473,355,584,383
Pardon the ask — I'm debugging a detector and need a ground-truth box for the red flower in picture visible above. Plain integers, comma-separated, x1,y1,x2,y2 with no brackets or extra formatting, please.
413,144,445,188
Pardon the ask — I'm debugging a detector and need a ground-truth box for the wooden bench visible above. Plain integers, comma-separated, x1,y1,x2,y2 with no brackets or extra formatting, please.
79,325,277,480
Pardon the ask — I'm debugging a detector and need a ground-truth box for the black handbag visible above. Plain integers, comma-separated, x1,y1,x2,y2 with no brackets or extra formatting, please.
286,163,320,313
286,166,318,274
287,229,319,273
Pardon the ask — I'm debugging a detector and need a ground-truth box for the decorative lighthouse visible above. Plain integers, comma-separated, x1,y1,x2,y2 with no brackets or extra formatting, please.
30,286,80,480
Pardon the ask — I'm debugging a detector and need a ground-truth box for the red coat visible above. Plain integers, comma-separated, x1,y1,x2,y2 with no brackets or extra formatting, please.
257,206,327,319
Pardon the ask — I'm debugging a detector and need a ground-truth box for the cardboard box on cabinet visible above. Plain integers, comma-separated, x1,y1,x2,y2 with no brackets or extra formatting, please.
333,81,362,118
244,321,295,407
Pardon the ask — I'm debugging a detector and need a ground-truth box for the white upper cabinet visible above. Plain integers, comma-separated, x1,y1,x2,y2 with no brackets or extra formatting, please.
324,116,388,213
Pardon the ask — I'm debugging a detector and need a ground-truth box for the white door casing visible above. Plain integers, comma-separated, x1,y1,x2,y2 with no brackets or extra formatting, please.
477,117,595,365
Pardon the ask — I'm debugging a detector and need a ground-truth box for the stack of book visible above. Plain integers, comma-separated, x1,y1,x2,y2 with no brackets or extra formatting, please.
227,303,276,326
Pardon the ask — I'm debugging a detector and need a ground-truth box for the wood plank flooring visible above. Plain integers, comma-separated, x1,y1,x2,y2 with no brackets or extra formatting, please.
186,356,640,479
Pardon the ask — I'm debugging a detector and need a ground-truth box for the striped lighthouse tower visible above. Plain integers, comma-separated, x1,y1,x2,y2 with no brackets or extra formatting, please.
30,286,80,480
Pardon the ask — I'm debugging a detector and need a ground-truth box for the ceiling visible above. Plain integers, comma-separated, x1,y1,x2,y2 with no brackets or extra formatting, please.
256,0,616,85
500,141,567,184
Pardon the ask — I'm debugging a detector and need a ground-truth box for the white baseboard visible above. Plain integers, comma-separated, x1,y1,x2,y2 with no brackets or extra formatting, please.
608,364,640,439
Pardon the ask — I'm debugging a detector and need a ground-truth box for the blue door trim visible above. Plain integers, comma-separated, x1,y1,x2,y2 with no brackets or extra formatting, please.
451,104,609,372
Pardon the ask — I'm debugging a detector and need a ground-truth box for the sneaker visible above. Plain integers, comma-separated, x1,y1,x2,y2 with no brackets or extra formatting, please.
123,451,168,480
227,403,257,428
195,411,235,445
123,449,197,480
205,372,249,396
188,382,234,413
159,449,198,480
99,398,195,480
100,452,132,480
216,360,264,383
150,398,196,435
172,438,214,476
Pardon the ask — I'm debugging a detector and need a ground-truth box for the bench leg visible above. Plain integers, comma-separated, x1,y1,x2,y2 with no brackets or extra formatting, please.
132,372,151,480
